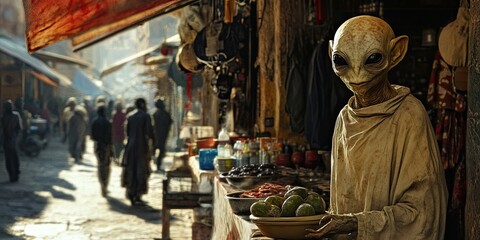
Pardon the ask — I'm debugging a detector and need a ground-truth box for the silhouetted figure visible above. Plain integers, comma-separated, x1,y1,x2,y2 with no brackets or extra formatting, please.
62,97,76,143
15,97,29,149
152,97,172,172
2,100,22,182
91,104,112,197
121,98,154,206
68,106,87,162
47,97,61,136
112,102,126,163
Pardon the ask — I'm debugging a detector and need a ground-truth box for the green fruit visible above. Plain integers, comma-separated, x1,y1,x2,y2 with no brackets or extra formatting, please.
250,201,272,217
305,195,326,214
265,195,284,208
269,205,281,217
307,191,321,199
295,203,316,216
281,195,304,217
284,186,309,200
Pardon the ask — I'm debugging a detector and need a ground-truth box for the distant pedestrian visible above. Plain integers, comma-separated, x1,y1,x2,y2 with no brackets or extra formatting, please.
112,101,126,163
47,97,61,136
121,98,154,206
1,100,22,182
15,97,30,149
62,97,76,143
152,97,172,172
91,104,112,197
68,105,87,162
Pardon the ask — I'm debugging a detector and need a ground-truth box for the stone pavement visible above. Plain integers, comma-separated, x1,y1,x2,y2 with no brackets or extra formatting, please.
0,135,195,240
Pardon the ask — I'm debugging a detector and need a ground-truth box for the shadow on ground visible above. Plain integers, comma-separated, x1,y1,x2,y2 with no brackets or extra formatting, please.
0,136,75,236
106,196,162,223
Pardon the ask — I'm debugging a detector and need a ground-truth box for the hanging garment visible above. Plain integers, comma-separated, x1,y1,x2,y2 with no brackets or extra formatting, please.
304,39,351,150
428,51,467,240
285,35,307,134
427,51,467,169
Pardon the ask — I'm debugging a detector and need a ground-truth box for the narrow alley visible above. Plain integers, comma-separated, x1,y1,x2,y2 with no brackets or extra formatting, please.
0,134,194,240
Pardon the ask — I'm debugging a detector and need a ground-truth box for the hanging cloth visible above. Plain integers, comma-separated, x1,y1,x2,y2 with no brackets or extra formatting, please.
428,50,467,240
304,39,351,150
427,51,467,169
285,35,307,134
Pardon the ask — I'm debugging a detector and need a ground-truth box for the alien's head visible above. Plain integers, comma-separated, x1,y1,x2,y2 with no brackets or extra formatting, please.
329,16,409,97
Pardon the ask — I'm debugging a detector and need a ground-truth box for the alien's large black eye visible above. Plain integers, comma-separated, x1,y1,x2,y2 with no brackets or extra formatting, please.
365,53,382,64
333,54,348,66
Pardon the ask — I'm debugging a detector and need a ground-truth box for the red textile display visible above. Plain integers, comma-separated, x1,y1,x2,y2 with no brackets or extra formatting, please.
22,0,187,52
427,51,467,169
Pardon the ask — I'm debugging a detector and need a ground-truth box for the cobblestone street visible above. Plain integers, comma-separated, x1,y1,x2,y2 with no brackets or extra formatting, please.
0,135,194,240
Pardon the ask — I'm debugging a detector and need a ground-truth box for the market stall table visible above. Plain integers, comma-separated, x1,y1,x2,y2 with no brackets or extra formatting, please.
162,153,213,240
188,156,216,191
211,177,274,240
210,167,331,240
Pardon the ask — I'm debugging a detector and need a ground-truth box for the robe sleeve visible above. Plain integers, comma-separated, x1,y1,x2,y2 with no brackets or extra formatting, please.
353,105,447,239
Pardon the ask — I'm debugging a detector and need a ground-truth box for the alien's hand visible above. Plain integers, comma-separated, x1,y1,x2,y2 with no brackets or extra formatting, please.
305,214,358,239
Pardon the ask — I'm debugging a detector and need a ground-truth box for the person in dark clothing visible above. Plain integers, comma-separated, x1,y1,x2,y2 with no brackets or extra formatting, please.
68,105,87,163
121,98,154,206
14,97,29,150
152,97,172,172
2,100,22,182
91,104,112,197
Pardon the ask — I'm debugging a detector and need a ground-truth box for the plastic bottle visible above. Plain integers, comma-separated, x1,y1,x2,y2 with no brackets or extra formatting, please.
241,139,250,166
233,140,244,167
249,141,260,165
224,142,233,157
217,127,230,157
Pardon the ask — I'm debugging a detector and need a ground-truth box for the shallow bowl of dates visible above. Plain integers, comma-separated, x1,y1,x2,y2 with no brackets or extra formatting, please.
221,164,277,190
221,173,274,190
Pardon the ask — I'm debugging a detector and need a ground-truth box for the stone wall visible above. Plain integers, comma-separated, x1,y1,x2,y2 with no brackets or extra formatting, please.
466,0,480,239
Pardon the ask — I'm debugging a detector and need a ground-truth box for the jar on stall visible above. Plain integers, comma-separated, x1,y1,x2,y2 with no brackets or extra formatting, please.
248,141,260,165
233,140,244,167
304,150,320,169
199,148,217,170
259,149,270,164
276,153,292,167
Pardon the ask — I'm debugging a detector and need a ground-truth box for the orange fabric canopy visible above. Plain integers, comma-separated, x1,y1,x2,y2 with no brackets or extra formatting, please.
22,0,194,52
31,70,59,87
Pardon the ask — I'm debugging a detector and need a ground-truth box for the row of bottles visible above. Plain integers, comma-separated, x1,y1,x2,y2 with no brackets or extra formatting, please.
358,0,384,18
211,128,326,172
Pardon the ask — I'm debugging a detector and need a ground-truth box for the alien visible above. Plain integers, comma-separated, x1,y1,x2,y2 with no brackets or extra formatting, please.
305,16,448,239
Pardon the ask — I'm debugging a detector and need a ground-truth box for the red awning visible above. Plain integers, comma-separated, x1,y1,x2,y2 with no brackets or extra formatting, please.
22,0,196,52
30,70,59,87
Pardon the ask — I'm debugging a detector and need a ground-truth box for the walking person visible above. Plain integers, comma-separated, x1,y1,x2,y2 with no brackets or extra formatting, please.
112,101,126,164
1,100,22,182
68,105,87,163
62,97,76,143
152,97,172,172
14,97,30,151
121,98,154,206
91,104,112,197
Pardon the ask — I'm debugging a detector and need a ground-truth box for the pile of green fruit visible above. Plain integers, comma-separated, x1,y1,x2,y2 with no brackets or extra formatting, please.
250,186,326,217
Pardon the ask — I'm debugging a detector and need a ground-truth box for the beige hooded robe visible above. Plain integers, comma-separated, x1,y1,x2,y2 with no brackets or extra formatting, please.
330,85,448,239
